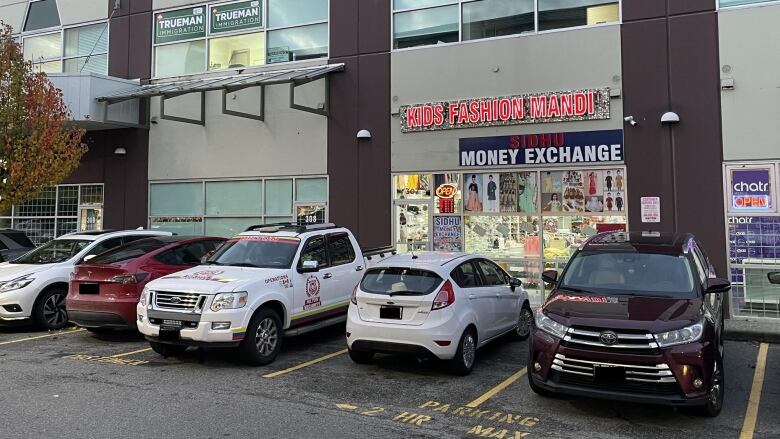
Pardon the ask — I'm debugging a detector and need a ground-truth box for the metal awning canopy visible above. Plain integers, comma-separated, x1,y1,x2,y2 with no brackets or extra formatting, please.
96,63,344,125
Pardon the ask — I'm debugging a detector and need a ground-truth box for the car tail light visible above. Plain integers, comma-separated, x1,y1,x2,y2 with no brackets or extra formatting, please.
432,280,455,311
351,285,358,305
109,272,149,284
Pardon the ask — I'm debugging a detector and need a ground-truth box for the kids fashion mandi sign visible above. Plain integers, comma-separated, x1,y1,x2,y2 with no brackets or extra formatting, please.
400,88,611,133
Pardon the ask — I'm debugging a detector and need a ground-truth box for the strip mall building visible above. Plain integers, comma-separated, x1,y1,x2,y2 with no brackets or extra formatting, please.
2,0,779,318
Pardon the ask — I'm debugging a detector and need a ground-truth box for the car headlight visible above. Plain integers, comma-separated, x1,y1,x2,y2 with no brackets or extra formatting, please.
139,288,149,307
0,276,34,293
654,320,704,347
210,292,248,312
535,310,569,339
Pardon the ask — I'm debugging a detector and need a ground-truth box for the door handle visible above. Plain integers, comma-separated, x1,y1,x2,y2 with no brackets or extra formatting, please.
355,266,364,272
469,294,477,300
323,273,333,279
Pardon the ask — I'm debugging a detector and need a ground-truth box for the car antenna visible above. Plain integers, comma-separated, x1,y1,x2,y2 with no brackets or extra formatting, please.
408,240,418,259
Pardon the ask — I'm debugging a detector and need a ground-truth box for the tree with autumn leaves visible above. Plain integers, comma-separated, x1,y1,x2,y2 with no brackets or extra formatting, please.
0,24,86,211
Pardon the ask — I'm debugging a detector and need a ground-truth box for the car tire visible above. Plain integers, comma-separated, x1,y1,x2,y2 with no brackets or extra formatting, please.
348,348,374,364
511,304,534,341
239,307,283,366
450,328,477,376
697,349,725,417
149,341,187,358
34,287,68,330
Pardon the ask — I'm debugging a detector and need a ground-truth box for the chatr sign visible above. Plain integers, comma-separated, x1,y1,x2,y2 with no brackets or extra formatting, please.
730,169,773,211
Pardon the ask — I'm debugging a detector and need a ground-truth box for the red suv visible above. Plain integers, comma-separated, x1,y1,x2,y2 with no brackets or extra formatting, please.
529,232,730,416
66,236,225,332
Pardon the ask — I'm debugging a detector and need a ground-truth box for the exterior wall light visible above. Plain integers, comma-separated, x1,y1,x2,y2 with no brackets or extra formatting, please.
357,129,371,139
661,111,680,124
114,147,127,155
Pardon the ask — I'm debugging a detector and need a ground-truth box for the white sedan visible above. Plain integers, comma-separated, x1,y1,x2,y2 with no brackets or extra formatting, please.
346,252,532,375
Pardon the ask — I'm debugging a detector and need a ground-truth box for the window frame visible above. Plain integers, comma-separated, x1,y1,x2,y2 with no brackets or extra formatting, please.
22,0,62,34
20,19,110,75
450,260,484,289
390,0,623,52
326,232,356,267
298,235,330,269
475,258,508,286
151,0,330,80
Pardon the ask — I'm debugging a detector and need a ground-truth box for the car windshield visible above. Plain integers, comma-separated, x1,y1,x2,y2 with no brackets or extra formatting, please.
88,238,169,265
360,267,443,296
206,236,300,269
560,251,697,298
12,239,91,264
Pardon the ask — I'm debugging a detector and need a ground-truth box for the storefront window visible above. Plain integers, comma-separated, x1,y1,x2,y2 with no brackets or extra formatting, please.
720,0,776,7
393,167,627,306
205,217,262,237
205,180,263,215
23,32,61,65
396,204,429,252
295,178,327,202
154,40,207,77
394,0,454,9
151,183,204,216
538,0,619,32
462,0,534,41
0,184,104,245
208,32,265,70
393,5,459,49
265,179,293,215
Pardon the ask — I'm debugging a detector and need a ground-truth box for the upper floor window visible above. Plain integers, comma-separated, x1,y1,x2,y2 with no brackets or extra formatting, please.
153,0,328,78
24,0,60,32
22,22,108,75
392,0,619,50
719,0,777,6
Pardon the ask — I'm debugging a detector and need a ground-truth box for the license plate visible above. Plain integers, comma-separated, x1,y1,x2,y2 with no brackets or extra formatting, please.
380,306,402,320
159,328,181,341
162,320,183,328
594,365,625,383
79,283,99,294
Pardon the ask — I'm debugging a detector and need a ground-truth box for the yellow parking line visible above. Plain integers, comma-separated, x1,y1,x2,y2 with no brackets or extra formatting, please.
466,367,528,408
740,343,769,439
263,349,348,378
0,328,85,346
109,348,152,358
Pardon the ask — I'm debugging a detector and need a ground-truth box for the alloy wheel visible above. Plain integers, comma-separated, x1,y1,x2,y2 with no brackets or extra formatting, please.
462,333,476,369
516,308,534,337
254,317,279,356
43,292,67,327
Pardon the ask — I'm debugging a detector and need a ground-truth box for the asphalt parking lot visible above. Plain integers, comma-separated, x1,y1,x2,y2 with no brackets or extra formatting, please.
0,325,777,439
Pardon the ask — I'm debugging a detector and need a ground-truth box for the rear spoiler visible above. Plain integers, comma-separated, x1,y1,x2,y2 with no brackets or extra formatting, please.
362,246,397,260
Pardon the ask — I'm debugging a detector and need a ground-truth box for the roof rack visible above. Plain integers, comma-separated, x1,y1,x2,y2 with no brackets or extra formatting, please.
244,222,339,234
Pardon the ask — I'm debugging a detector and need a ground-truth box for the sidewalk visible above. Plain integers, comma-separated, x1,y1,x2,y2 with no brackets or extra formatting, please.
725,318,780,343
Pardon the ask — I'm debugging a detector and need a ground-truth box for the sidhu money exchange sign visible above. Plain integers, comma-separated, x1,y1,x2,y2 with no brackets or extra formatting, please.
400,88,611,133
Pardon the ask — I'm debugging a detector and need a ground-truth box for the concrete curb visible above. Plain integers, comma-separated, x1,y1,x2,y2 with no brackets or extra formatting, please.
724,319,780,343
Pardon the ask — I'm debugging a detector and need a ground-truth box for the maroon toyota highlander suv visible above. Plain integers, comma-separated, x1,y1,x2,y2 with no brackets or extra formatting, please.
528,231,730,416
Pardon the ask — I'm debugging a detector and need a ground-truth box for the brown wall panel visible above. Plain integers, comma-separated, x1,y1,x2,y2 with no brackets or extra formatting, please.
128,12,152,80
358,0,391,55
622,19,677,234
108,15,129,78
669,0,715,15
668,13,726,273
328,56,361,237
356,53,391,248
622,0,666,21
329,0,359,58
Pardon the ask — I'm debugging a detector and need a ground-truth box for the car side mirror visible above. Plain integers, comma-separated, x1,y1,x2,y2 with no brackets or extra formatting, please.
299,260,319,273
705,278,731,294
509,277,522,292
768,272,780,285
82,254,96,263
542,270,558,284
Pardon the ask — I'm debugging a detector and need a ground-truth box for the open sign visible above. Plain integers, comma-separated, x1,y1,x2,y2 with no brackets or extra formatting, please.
435,183,458,199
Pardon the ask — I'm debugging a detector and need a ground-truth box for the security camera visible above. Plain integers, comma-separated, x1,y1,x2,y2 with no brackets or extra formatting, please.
624,116,637,126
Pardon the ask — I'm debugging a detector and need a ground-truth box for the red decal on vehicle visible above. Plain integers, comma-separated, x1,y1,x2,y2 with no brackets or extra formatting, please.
238,236,300,245
547,294,618,305
306,276,321,297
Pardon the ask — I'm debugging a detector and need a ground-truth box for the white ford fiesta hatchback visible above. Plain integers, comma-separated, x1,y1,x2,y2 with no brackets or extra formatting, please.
346,252,533,375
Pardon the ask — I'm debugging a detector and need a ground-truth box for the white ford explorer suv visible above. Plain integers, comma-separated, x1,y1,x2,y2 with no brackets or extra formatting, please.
0,229,172,330
137,223,393,365
347,252,532,375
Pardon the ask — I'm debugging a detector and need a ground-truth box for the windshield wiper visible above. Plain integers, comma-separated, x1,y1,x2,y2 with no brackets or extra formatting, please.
202,261,223,266
225,262,261,268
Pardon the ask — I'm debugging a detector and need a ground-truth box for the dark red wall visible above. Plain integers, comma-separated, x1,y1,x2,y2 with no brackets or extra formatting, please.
622,1,727,274
328,0,391,248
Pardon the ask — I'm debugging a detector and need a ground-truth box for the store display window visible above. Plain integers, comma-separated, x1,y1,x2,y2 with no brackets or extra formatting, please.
434,173,462,214
395,174,431,200
396,204,429,252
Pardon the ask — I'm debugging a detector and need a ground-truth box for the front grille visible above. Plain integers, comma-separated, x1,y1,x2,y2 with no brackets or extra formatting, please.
153,291,203,312
551,354,680,396
562,326,659,353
